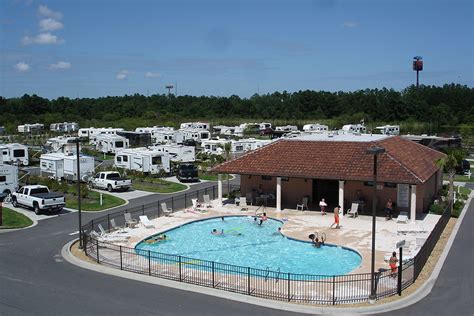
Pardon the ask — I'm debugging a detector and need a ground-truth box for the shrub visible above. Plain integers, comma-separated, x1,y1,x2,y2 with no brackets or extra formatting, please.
429,203,445,215
452,200,465,218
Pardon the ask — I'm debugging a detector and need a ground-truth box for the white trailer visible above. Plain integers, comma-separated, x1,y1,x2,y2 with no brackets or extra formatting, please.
375,125,400,135
17,123,44,134
0,144,29,166
78,127,124,142
213,125,245,137
151,144,195,162
231,138,272,154
50,122,79,133
342,124,366,134
40,153,95,181
115,148,171,174
152,130,184,144
201,139,231,155
180,122,210,130
0,163,19,194
94,134,129,153
275,125,298,132
180,128,210,143
303,124,328,132
44,136,80,155
258,122,272,130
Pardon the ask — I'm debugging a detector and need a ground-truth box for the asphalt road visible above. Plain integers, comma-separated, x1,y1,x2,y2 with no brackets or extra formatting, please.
0,181,472,315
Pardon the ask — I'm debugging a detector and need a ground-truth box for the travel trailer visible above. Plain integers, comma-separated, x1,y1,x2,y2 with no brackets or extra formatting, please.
201,139,231,155
40,153,95,181
213,125,245,137
151,144,195,163
44,136,80,155
303,124,329,132
231,138,272,154
78,127,124,141
375,125,400,135
0,143,29,165
258,122,272,130
94,134,129,154
114,148,171,174
275,125,298,132
116,131,152,148
342,124,367,134
49,122,79,133
179,122,210,130
0,163,19,194
152,130,184,144
17,123,44,134
180,128,210,143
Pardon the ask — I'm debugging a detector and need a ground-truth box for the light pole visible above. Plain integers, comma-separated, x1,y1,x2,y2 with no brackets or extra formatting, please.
75,138,83,249
367,146,385,303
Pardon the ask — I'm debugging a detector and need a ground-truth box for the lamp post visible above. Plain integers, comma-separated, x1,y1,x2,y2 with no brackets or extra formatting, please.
75,138,83,249
367,146,385,303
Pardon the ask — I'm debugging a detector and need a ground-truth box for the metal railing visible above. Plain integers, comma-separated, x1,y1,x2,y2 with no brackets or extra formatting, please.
81,186,451,305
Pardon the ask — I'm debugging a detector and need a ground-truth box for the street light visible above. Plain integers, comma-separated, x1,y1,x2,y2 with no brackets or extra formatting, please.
74,138,83,249
367,146,385,303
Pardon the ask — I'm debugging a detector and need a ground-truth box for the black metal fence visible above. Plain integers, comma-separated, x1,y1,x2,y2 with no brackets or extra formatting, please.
81,185,452,305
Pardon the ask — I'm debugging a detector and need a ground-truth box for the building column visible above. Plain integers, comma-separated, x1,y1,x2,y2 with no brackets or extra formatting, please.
276,177,282,212
410,184,417,223
338,180,344,209
217,174,223,206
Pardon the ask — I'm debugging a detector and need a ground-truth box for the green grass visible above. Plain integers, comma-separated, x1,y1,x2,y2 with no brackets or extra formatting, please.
132,178,187,193
65,191,126,211
198,173,231,181
1,208,33,229
459,186,471,196
443,174,474,183
81,148,115,160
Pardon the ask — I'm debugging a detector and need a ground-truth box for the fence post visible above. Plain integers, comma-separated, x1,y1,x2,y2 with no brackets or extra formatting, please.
212,261,215,288
83,232,87,256
179,256,182,282
287,273,291,302
247,267,251,295
171,196,174,211
157,201,160,217
398,247,403,296
332,275,336,305
120,246,123,270
148,250,151,276
107,214,110,231
184,193,187,208
142,205,145,215
96,239,100,263
213,186,216,199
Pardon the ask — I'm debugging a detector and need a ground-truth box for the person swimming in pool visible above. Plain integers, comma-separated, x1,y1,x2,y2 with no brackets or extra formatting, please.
211,229,224,235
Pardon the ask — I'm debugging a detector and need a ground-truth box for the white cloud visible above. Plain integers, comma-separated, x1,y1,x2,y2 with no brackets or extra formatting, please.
14,62,30,72
145,72,160,78
116,70,129,80
50,61,71,70
38,5,63,20
22,32,64,45
39,18,63,31
342,21,359,28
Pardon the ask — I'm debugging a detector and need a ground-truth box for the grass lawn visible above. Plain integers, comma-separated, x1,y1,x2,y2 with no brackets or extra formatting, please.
132,178,187,193
65,191,126,211
198,173,231,181
1,208,33,229
443,174,474,183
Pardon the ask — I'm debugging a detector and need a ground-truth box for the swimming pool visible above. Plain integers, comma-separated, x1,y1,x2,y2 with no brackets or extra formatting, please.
135,216,362,276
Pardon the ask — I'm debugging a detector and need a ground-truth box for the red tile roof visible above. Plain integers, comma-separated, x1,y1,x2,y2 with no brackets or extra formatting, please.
212,136,445,184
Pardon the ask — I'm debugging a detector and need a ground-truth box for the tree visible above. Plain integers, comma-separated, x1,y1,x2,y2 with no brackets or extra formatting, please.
436,149,466,212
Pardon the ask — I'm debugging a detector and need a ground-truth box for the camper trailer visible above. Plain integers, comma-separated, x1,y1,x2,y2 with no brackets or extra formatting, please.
0,144,29,165
114,148,171,174
40,153,95,181
275,125,298,132
180,128,210,143
303,124,329,132
152,130,184,144
44,136,80,155
0,163,19,194
95,134,129,153
78,127,124,142
201,139,231,155
375,125,400,135
50,122,79,133
179,122,210,130
231,138,272,155
342,124,366,134
213,125,245,137
116,131,152,148
17,123,44,134
151,144,195,163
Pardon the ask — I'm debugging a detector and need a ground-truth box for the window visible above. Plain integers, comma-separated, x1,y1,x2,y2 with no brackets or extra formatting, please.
116,156,122,163
123,156,128,162
236,145,243,151
152,156,162,165
384,182,397,188
2,151,7,155
13,149,25,157
0,175,6,182
41,162,47,168
281,177,289,181
100,173,105,179
262,175,272,181
364,181,374,187
116,141,124,148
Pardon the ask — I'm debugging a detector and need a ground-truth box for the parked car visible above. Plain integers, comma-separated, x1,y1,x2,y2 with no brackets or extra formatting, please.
456,159,471,175
176,163,199,182
88,171,132,192
11,185,65,215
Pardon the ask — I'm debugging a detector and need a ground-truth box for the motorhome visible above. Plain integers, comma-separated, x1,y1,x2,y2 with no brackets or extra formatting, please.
94,134,129,153
303,124,329,132
275,125,298,132
0,163,19,194
40,153,95,181
375,125,400,135
180,128,210,143
342,124,366,134
213,125,245,137
151,144,195,162
49,122,79,133
17,123,44,134
44,136,80,155
78,127,124,142
179,122,210,130
114,148,171,174
0,143,29,165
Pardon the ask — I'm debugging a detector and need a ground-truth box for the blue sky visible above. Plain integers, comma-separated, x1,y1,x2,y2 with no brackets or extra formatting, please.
1,0,472,99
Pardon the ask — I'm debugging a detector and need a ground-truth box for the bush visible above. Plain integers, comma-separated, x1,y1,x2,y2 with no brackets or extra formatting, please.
452,200,465,218
429,203,445,215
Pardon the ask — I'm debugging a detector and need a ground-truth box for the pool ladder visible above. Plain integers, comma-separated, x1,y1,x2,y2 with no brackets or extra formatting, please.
264,267,281,283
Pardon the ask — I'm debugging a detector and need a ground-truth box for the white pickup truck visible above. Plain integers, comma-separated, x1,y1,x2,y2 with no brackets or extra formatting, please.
11,185,65,215
88,171,132,192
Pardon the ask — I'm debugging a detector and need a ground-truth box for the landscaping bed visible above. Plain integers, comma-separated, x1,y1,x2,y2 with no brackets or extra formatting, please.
1,207,33,229
65,191,125,212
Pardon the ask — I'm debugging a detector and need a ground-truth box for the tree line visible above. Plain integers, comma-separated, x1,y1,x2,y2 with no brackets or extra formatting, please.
0,83,473,136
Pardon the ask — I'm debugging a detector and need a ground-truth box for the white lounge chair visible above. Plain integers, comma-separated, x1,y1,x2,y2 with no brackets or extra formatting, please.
160,203,173,216
203,195,213,208
239,197,249,211
347,203,359,218
397,212,409,224
139,215,155,228
90,230,130,242
110,218,129,233
124,213,138,228
296,197,309,211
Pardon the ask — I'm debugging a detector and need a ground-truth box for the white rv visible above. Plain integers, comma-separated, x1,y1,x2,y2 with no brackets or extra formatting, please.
213,125,245,137
152,130,184,144
179,122,210,130
375,125,400,135
151,144,195,163
180,128,210,143
78,127,124,142
50,122,79,133
94,134,129,153
303,124,329,132
17,123,44,134
0,144,29,166
44,136,80,155
275,125,298,132
231,138,272,154
115,148,171,174
342,124,366,134
201,139,231,155
0,163,19,194
258,122,272,130
40,153,95,181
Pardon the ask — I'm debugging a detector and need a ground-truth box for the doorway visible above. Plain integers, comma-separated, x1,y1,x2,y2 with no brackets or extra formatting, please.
312,179,339,210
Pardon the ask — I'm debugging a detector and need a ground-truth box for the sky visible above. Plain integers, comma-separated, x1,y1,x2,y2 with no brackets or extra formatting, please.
0,0,472,99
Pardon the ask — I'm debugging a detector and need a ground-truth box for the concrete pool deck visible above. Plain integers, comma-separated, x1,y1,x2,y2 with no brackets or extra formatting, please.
98,201,441,274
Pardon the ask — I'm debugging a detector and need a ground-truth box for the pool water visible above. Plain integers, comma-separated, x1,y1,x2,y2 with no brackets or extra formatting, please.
135,216,361,276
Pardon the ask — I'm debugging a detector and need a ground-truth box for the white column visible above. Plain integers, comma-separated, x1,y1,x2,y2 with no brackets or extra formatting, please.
338,181,344,209
276,177,282,212
410,184,417,223
217,174,223,206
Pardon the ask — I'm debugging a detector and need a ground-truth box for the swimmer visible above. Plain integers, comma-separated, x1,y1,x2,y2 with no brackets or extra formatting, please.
261,212,268,221
272,227,282,236
258,219,263,226
221,216,225,221
211,229,224,235
313,237,322,248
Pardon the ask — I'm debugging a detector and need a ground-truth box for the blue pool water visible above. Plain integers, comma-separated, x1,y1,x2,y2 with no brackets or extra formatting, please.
135,216,361,276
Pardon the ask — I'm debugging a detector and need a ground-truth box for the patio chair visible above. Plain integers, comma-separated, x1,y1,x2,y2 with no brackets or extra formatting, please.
98,224,108,236
239,197,249,211
245,192,253,206
90,230,130,242
296,197,309,211
139,215,155,228
124,213,138,228
347,203,359,218
203,195,213,208
110,218,128,233
397,211,409,224
160,203,173,216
